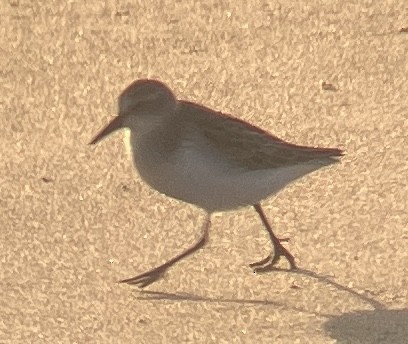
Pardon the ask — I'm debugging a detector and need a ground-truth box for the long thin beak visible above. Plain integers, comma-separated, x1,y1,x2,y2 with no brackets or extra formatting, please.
89,116,124,145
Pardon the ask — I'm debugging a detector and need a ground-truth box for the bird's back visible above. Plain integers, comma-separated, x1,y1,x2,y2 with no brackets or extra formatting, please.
177,101,344,171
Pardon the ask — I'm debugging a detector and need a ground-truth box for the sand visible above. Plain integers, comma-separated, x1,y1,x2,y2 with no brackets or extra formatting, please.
1,1,407,343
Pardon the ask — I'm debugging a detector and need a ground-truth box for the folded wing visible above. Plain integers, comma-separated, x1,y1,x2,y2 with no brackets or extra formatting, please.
178,101,344,170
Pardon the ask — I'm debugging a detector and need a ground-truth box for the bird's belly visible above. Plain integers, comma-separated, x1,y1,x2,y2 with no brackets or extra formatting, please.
128,134,326,212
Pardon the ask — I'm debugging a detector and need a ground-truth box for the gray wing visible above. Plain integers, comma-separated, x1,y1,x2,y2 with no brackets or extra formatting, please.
178,101,343,170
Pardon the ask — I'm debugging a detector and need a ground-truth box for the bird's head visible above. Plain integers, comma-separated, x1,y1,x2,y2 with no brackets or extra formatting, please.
89,79,177,144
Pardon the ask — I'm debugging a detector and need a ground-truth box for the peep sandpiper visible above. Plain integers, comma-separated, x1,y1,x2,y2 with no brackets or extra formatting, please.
90,79,343,287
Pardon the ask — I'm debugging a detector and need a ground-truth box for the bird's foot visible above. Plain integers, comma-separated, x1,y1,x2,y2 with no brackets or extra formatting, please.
119,265,168,288
249,254,272,268
250,240,297,272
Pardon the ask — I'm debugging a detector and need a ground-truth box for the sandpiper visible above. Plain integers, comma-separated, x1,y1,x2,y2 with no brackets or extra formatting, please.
90,79,343,287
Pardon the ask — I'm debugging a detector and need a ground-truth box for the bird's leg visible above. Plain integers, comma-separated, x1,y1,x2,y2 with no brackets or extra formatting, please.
119,215,211,288
250,203,297,271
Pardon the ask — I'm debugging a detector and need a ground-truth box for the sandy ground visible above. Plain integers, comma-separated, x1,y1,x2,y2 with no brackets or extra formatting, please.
1,1,407,343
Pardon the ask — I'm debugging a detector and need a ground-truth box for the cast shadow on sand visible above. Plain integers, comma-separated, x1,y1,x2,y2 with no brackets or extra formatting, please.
324,309,408,344
134,267,406,342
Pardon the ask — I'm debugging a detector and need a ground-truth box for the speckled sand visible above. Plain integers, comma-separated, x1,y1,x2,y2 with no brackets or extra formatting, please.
1,1,407,343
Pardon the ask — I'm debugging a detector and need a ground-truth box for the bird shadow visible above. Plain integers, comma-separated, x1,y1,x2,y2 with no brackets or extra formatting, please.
134,267,385,311
255,268,407,342
254,266,386,310
134,289,328,318
133,267,407,342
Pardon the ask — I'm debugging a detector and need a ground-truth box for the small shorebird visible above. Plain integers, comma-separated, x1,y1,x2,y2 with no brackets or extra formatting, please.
90,79,343,288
